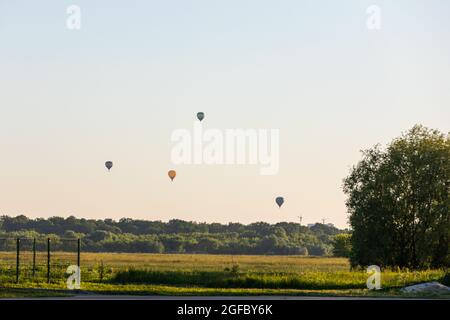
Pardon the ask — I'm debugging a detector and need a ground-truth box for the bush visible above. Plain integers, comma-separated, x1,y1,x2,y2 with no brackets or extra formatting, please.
332,234,351,258
441,272,450,286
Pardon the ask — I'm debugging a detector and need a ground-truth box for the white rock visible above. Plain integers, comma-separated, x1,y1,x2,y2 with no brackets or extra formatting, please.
401,281,450,294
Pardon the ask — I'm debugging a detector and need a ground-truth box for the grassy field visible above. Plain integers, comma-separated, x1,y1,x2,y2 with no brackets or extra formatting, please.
0,252,448,298
0,251,350,272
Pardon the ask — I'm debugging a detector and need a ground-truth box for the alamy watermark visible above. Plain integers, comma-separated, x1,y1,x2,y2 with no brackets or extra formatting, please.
66,265,81,290
66,5,81,30
366,265,381,290
171,122,279,175
366,5,382,30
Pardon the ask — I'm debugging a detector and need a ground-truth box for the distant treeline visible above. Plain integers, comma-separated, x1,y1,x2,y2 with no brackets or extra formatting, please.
0,215,347,256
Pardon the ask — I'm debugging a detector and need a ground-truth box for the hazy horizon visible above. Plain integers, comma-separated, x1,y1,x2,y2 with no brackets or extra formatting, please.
1,1,449,229
1,213,348,229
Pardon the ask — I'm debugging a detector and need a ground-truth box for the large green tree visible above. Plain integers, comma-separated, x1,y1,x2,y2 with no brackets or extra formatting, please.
343,125,449,269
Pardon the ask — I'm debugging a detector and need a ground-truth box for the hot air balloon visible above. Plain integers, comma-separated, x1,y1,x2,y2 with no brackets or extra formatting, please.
275,196,284,208
168,170,176,181
105,161,113,171
197,112,205,122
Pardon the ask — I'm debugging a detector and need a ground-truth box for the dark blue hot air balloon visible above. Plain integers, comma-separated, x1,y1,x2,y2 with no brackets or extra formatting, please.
197,112,205,122
275,196,284,208
105,161,113,171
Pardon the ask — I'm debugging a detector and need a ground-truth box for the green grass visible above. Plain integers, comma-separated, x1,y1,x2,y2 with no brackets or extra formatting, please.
2,281,449,299
0,287,71,298
110,268,444,290
0,252,448,298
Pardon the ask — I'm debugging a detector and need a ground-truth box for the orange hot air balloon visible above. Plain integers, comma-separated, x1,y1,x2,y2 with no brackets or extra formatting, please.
168,170,176,181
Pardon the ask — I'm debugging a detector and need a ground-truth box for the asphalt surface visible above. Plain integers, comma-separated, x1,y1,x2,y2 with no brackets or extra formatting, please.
1,295,441,300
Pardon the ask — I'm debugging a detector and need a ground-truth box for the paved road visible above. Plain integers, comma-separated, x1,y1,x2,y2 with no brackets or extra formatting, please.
2,295,441,300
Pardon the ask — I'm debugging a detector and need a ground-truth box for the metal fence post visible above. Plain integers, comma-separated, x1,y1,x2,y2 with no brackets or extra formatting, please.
32,238,36,277
47,238,51,283
77,238,81,267
16,238,20,283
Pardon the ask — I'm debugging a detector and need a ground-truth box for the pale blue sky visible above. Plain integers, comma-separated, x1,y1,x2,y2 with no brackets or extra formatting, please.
0,0,449,228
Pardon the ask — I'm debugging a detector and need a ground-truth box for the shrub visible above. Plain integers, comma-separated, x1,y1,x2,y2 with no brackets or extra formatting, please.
441,272,450,286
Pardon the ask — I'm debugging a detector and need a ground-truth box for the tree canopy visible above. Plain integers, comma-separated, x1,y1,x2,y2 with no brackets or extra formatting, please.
0,215,344,256
343,125,449,269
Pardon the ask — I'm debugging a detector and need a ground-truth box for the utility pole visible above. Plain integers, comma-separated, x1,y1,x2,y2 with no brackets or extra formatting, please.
322,218,327,225
297,215,303,226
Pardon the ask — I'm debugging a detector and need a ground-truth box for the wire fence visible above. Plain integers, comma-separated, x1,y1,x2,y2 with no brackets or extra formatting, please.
0,237,80,284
